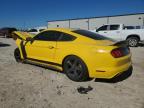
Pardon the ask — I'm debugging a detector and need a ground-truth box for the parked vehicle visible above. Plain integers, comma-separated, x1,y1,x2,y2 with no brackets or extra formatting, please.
12,28,132,81
27,28,45,35
95,24,144,47
0,27,17,38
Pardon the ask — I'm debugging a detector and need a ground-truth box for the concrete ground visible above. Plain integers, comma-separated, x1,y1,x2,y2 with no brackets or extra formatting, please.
0,38,144,108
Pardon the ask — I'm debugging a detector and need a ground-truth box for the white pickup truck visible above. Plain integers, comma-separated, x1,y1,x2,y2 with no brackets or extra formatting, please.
94,24,144,47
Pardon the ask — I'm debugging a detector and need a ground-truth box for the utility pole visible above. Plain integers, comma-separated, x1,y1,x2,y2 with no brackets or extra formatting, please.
23,21,26,30
107,17,109,24
86,19,90,30
69,20,71,28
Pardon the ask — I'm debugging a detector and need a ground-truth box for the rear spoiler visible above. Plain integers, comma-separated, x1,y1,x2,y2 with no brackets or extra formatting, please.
12,31,34,41
111,40,128,46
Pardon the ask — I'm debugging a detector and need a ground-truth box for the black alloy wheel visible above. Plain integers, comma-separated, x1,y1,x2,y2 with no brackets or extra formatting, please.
127,37,139,47
14,48,22,62
63,56,89,82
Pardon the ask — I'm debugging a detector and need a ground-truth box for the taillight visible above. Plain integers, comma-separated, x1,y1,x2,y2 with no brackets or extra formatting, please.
111,47,129,58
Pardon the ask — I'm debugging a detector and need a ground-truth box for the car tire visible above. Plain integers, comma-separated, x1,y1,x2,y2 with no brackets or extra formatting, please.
14,48,22,62
127,37,139,47
63,56,89,82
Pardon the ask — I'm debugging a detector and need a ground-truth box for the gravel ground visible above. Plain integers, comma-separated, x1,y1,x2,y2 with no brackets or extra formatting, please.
0,38,144,108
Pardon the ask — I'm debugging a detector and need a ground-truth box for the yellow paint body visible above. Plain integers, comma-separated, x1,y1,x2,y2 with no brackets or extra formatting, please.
13,28,132,79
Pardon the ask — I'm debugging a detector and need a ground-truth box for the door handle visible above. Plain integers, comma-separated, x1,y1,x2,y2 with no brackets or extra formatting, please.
48,46,54,49
104,32,107,33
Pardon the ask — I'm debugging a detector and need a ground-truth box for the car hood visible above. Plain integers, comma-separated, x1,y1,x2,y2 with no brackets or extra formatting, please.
12,31,34,41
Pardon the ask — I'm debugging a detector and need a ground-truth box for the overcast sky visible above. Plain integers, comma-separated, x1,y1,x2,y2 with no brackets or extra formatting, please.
0,0,144,29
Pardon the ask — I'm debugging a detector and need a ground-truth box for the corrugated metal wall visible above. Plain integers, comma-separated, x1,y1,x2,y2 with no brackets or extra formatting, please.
48,13,144,30
48,20,69,28
89,17,108,30
109,14,144,26
70,19,88,29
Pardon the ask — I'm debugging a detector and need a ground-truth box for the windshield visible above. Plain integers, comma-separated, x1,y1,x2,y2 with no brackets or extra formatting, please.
73,30,115,41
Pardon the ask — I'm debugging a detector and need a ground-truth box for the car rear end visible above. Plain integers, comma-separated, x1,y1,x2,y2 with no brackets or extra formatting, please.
72,29,132,79
88,42,132,79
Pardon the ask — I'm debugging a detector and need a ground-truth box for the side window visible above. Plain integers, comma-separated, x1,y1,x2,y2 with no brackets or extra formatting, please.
34,31,61,41
136,26,140,29
110,25,120,30
59,33,76,41
96,25,108,32
124,26,134,30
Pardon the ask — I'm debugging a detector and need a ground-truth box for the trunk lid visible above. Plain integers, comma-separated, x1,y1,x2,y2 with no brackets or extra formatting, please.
110,40,128,47
94,40,128,47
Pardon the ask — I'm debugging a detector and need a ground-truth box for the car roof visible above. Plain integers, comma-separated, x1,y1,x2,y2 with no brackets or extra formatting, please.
44,28,79,32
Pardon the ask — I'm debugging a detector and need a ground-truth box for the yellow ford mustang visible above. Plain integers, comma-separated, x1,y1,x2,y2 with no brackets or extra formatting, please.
12,28,132,81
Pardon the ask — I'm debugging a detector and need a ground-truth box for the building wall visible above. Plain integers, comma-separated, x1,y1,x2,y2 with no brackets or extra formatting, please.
48,13,144,30
48,20,69,28
108,14,144,26
69,19,88,29
89,17,108,30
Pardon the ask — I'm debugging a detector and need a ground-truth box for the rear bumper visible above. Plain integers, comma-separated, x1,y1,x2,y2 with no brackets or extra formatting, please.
89,62,132,79
88,52,132,79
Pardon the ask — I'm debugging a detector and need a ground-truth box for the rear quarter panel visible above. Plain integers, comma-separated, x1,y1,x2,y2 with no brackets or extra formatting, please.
55,40,118,72
55,39,131,78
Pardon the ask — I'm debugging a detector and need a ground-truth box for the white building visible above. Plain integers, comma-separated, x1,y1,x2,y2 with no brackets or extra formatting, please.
47,13,144,30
